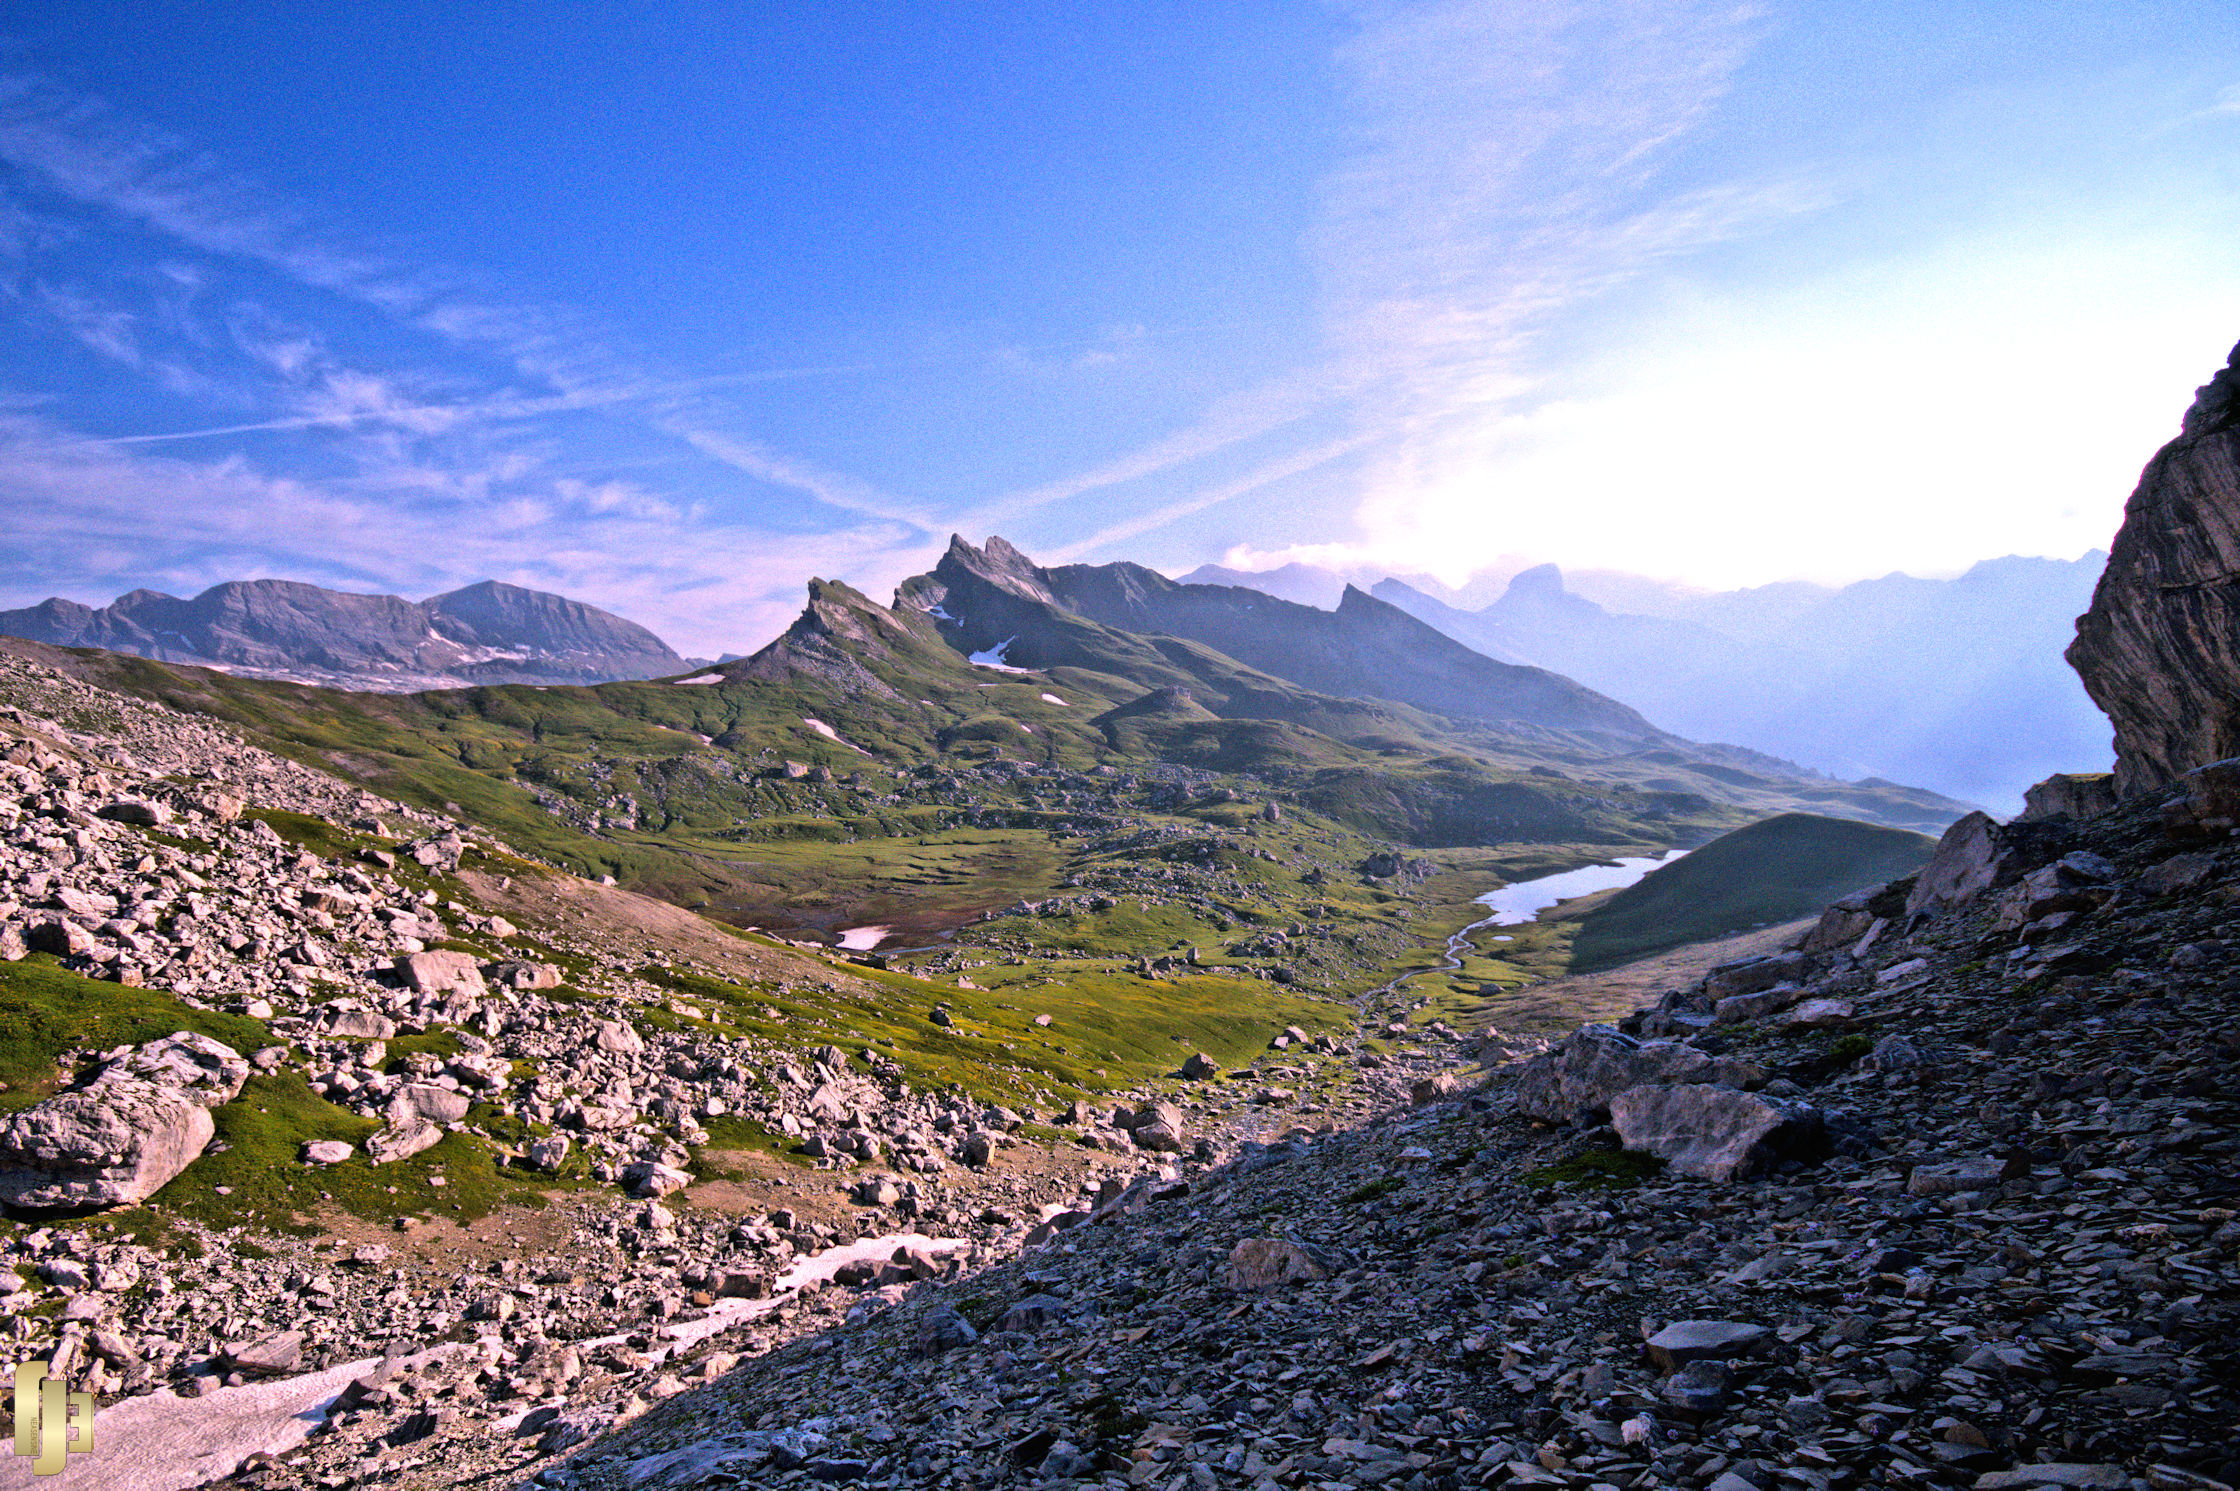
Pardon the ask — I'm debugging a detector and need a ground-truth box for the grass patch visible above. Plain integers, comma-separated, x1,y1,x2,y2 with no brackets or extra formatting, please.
1345,1176,1404,1205
1521,1148,1665,1190
0,956,270,1111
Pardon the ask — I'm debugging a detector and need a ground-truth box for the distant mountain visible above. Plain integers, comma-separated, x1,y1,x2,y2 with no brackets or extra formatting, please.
1370,554,2110,814
916,537,1659,739
0,578,696,689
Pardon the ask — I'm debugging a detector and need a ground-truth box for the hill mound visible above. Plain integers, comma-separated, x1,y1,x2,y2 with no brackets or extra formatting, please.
1570,811,1935,971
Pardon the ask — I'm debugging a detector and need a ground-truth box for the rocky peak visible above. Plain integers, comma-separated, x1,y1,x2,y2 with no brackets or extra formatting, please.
2067,337,2240,794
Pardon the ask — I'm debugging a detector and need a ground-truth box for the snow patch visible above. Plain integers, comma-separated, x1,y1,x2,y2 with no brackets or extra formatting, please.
924,604,957,622
672,672,726,686
1040,692,1068,706
801,718,871,755
967,637,1035,673
837,925,889,951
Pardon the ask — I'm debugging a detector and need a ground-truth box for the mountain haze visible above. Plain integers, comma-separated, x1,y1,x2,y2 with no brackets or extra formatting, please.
1360,555,2109,813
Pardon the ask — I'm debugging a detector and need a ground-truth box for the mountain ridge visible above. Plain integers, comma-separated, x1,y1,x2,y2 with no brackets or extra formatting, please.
0,576,698,689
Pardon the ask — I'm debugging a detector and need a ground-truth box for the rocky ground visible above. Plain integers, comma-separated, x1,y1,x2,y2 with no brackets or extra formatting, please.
2,650,2235,1491
523,787,2237,1491
0,652,1461,1484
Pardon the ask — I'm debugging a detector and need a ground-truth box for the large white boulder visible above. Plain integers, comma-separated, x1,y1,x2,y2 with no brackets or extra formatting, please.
0,1079,215,1209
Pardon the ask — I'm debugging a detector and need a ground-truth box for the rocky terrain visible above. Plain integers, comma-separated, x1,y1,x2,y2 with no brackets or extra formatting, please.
0,649,1475,1482
2068,340,2240,796
0,579,695,690
533,771,2240,1491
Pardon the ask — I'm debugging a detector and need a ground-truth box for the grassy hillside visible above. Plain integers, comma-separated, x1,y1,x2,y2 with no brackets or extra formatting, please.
1569,812,1935,972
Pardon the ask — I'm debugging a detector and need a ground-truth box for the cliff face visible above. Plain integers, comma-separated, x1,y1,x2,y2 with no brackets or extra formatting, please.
2068,341,2240,795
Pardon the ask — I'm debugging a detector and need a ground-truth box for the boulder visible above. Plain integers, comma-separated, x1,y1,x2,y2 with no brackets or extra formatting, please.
1905,812,2007,917
524,1136,571,1172
393,950,486,998
2018,773,2119,822
1906,1157,2008,1196
321,1007,396,1040
0,1079,215,1208
96,798,171,826
364,1119,443,1165
1223,1237,1339,1291
1180,1052,1221,1080
25,919,93,958
1130,1120,1184,1153
1645,1320,1771,1371
222,1331,305,1377
2136,852,2219,897
1410,1071,1466,1106
1703,952,1805,1001
487,960,561,990
303,1141,354,1165
622,1161,691,1197
593,1020,645,1055
1513,1027,1714,1124
387,1083,470,1125
1610,1084,1825,1182
89,1031,249,1108
0,924,24,962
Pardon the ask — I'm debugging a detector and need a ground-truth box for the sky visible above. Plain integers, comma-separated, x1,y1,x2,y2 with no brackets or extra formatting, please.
0,2,2235,657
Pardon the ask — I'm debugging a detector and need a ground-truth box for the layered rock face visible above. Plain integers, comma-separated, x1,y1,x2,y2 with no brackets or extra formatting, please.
2068,340,2240,794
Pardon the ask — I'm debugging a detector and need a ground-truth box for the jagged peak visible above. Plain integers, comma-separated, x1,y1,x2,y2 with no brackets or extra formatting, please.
2181,337,2240,439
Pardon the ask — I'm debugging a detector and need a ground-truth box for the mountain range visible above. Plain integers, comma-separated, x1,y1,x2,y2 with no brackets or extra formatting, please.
0,578,697,689
1192,552,2107,813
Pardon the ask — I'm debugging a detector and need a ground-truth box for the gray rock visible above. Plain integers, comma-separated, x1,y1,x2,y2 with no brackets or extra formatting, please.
1974,1467,2131,1491
1223,1236,1337,1291
88,1030,250,1108
222,1330,305,1377
364,1119,443,1164
1514,1027,1714,1123
1906,1157,2007,1195
393,949,487,997
999,1293,1069,1332
916,1304,978,1355
321,1007,396,1040
1180,1051,1221,1080
1662,1358,1732,1411
0,1078,215,1208
524,1136,571,1172
593,1020,645,1055
1611,1084,1823,1182
1646,1320,1771,1370
387,1083,470,1125
302,1140,354,1165
1130,1120,1184,1153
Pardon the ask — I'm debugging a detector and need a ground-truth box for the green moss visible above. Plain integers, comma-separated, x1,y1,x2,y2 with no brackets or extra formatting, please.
1521,1149,1665,1190
1345,1176,1403,1204
0,956,270,1112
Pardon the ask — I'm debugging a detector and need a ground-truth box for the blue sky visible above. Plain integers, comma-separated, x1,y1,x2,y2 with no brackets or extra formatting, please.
1,2,2235,656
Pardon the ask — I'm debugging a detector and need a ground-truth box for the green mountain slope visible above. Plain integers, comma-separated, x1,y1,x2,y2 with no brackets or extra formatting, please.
1569,812,1938,972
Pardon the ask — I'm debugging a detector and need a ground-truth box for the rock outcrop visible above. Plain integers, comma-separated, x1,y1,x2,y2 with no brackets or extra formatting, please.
2068,339,2240,794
